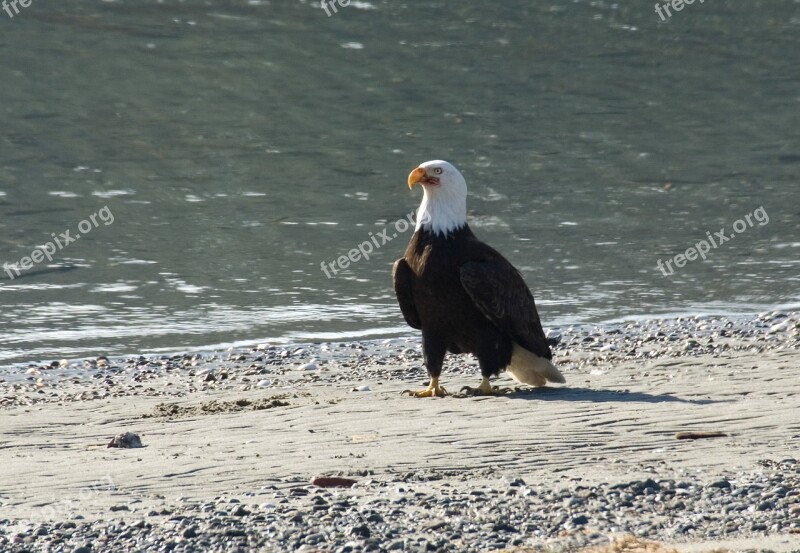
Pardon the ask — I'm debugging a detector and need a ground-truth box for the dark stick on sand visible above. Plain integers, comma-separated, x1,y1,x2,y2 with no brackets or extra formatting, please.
675,431,728,440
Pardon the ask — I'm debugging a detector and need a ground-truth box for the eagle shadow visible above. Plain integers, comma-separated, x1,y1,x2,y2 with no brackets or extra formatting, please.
496,386,722,406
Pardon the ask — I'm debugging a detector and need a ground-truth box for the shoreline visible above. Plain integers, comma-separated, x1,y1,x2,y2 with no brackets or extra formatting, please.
2,310,798,407
5,303,800,374
1,311,799,551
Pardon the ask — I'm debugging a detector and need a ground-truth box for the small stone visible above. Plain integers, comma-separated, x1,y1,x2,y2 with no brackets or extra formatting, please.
757,500,774,511
107,432,143,448
232,505,250,516
492,522,517,532
349,525,371,538
708,479,731,489
311,476,357,488
630,478,660,494
571,515,589,525
304,533,325,544
183,526,198,538
769,321,791,333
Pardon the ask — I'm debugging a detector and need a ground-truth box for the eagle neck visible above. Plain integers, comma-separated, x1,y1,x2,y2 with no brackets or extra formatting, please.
415,188,467,237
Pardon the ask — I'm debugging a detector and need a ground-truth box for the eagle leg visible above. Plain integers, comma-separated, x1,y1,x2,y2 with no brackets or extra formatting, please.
460,377,512,397
403,377,448,398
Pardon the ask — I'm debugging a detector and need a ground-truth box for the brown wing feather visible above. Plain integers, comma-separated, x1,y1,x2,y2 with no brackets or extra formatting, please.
459,260,552,359
392,258,422,330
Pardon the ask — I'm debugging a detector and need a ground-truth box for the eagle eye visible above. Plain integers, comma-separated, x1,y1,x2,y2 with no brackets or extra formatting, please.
433,167,443,175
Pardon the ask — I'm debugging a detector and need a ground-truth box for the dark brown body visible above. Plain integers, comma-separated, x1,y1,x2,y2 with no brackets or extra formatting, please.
393,224,551,381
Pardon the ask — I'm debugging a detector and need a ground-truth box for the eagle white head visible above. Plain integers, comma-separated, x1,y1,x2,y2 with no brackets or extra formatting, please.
407,160,468,236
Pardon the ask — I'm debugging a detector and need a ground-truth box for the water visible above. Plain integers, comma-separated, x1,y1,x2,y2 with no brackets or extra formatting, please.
1,1,798,367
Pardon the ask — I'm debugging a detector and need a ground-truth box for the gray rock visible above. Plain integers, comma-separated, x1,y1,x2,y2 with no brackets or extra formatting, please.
107,432,143,448
708,479,731,489
231,505,250,516
757,500,775,511
571,515,589,525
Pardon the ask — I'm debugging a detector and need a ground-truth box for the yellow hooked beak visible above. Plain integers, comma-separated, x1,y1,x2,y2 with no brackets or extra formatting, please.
407,167,426,190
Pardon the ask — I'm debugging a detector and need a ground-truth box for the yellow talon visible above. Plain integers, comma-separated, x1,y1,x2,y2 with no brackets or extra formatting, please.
460,377,512,396
403,377,448,398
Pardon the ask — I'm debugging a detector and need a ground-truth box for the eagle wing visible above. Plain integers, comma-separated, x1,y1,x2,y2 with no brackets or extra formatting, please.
392,258,422,330
459,260,552,359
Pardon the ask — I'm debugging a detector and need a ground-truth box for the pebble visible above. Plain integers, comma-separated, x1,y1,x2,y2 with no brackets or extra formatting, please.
311,476,358,488
107,432,143,449
768,321,792,333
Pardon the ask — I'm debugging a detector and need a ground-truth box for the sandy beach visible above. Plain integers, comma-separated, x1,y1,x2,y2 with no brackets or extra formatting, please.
1,312,799,552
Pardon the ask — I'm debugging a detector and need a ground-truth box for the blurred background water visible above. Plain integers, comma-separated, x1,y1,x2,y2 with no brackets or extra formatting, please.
1,0,798,366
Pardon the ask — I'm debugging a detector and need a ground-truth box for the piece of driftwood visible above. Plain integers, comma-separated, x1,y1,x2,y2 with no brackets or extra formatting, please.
311,476,357,488
675,431,727,440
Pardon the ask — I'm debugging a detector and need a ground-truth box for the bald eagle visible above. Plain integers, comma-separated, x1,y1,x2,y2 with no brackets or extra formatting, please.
393,160,565,397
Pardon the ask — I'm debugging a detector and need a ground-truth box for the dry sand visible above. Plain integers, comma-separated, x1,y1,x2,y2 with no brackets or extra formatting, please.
1,343,799,551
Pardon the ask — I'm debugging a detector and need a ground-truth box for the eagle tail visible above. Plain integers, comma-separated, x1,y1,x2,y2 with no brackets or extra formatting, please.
505,342,566,387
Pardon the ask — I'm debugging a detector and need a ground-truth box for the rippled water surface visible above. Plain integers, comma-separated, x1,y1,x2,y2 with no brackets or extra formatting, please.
1,1,799,366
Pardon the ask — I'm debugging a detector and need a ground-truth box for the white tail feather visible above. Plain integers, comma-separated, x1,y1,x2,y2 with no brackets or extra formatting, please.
505,342,565,387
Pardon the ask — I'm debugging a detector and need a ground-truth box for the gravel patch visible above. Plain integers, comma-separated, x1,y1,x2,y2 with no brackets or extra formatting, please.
0,459,797,552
